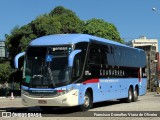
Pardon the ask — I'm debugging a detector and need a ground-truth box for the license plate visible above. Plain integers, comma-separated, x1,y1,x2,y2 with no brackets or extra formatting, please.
38,100,47,104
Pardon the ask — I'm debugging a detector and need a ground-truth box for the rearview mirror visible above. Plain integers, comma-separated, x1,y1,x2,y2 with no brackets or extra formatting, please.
14,52,25,68
68,50,81,67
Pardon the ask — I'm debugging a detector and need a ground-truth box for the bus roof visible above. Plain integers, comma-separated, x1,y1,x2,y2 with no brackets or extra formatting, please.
29,34,146,67
29,34,127,47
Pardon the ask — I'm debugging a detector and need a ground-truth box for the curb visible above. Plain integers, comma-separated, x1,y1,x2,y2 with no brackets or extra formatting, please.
0,96,21,99
0,97,7,98
154,93,160,97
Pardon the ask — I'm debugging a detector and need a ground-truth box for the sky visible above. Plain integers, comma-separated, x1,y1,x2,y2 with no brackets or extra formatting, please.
0,0,160,45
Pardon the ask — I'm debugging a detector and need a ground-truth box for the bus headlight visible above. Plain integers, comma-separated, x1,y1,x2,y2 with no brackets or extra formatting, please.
57,88,72,96
57,90,67,96
21,89,29,95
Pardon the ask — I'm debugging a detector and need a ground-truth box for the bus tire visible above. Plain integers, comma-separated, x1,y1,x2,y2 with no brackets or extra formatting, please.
132,87,138,102
125,87,133,103
79,91,93,111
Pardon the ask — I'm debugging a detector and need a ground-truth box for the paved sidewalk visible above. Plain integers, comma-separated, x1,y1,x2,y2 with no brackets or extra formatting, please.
0,97,23,110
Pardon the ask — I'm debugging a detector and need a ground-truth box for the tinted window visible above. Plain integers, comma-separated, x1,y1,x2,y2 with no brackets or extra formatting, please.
27,47,47,57
72,42,88,79
89,43,112,65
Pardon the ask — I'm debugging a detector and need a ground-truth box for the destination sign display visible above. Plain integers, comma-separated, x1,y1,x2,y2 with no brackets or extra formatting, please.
49,46,72,54
52,47,69,51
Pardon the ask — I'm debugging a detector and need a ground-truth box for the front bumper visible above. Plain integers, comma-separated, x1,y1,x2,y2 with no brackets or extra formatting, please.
21,89,79,107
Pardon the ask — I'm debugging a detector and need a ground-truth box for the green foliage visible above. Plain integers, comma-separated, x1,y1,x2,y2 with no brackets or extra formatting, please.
49,6,76,16
5,25,36,58
30,15,62,37
0,61,13,84
56,13,84,33
83,18,123,43
49,6,84,33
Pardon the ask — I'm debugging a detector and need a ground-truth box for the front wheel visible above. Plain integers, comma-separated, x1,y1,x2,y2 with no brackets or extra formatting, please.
79,91,93,111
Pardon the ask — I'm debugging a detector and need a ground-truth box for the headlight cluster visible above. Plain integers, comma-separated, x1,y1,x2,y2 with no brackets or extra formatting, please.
57,90,67,96
57,88,73,96
21,89,29,95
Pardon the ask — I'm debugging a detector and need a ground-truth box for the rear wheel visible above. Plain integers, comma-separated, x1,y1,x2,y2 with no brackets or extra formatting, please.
132,87,138,102
79,91,93,111
122,87,133,103
127,87,133,103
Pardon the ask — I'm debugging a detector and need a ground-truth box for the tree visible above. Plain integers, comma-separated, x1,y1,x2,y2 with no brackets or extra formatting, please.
49,6,84,33
0,61,13,84
30,15,62,37
83,18,123,43
5,25,36,59
49,6,75,16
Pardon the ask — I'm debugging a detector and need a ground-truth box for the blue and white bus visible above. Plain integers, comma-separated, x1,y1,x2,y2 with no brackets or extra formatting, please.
14,34,147,111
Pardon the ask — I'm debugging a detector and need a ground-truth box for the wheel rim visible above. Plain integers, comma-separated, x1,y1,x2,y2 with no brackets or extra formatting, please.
134,89,138,98
129,90,132,100
84,94,90,107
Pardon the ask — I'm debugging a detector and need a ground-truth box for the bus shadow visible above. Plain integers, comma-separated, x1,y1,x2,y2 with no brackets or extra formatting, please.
92,99,141,110
0,100,141,116
93,100,122,109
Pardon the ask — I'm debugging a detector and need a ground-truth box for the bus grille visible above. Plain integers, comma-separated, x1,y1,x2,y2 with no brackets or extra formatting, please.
27,93,59,98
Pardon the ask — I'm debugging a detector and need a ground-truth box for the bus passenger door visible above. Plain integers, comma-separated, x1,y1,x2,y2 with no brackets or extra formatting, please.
87,42,107,102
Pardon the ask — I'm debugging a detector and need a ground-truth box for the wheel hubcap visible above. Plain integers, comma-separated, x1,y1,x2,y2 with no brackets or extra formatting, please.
129,90,132,100
84,95,89,107
134,90,137,97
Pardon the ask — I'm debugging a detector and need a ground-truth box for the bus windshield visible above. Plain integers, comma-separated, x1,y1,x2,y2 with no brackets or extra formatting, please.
23,46,72,88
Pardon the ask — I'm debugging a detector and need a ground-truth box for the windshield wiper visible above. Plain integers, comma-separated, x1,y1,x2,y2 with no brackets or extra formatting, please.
33,75,43,78
47,67,56,87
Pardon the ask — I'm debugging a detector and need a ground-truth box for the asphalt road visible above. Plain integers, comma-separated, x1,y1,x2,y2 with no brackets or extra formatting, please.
0,92,160,120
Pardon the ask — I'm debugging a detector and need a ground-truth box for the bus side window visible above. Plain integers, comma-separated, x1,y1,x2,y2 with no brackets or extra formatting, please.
72,52,85,78
99,45,107,65
89,43,107,65
114,47,121,66
89,44,99,64
72,54,80,77
72,42,88,79
106,46,115,66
